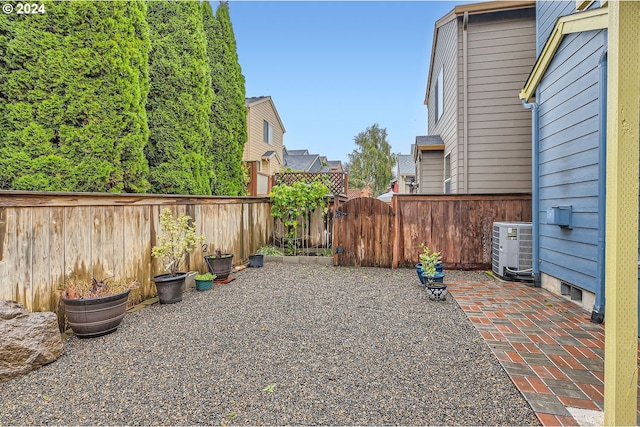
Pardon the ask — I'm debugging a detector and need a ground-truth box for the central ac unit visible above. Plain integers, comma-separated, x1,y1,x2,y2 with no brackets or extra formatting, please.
492,222,533,281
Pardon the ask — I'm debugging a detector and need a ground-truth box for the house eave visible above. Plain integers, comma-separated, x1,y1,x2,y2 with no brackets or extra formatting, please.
419,144,445,152
519,6,609,102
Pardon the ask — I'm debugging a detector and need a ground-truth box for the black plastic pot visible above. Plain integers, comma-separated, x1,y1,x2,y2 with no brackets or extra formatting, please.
248,254,264,268
152,272,187,304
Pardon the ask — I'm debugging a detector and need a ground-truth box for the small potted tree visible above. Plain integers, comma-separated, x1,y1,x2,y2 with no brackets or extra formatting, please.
60,277,138,338
419,244,447,301
151,208,205,304
415,243,443,284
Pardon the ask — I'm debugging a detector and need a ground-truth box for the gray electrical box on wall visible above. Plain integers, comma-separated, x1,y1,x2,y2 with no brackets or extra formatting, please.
492,222,533,278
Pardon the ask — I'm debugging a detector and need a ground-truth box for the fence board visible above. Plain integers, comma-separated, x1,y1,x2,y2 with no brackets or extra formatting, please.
395,194,532,269
31,208,50,312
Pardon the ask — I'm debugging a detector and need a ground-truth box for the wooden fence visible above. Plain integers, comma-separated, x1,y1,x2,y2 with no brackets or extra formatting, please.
0,191,532,319
392,193,532,269
0,191,272,319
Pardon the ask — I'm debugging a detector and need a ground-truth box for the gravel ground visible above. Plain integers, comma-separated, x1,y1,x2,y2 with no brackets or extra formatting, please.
0,264,539,426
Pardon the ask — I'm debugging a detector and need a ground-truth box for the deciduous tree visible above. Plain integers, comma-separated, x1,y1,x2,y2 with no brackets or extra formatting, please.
346,123,395,196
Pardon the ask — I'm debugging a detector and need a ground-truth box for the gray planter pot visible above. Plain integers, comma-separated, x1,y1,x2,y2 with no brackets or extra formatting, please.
152,273,187,304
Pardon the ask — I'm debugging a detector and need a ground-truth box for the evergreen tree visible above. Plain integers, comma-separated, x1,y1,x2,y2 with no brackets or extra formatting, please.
346,123,395,196
145,0,213,195
203,1,248,196
0,1,150,192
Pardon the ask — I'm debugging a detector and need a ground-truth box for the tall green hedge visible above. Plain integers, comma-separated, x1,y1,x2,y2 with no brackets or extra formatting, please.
145,0,213,195
203,1,248,196
0,0,150,192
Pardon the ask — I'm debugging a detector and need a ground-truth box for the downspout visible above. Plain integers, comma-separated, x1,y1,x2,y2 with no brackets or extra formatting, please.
521,98,540,286
591,48,607,324
463,11,469,193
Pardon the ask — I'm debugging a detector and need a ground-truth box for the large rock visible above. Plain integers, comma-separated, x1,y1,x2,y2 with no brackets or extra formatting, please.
0,300,63,383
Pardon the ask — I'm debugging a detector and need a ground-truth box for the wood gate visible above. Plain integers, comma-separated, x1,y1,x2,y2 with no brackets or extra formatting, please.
333,197,394,267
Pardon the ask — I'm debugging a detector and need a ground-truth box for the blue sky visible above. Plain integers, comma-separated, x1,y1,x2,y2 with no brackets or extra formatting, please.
227,1,473,164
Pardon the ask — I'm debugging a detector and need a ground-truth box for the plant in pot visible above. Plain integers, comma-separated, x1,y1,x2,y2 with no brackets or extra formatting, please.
60,277,138,338
249,246,272,268
151,208,205,304
416,243,444,284
204,247,234,282
194,272,216,291
419,244,447,301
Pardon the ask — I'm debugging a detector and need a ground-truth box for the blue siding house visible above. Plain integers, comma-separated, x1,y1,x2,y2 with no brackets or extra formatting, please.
520,1,612,323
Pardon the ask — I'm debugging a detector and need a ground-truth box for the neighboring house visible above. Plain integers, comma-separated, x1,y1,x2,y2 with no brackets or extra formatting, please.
419,0,536,194
519,1,610,320
396,151,416,194
243,96,286,195
413,136,444,193
283,148,322,172
347,185,372,200
282,147,343,172
324,160,343,173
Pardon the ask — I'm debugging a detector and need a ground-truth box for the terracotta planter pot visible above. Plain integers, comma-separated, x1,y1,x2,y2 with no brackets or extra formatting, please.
152,273,187,304
61,289,131,338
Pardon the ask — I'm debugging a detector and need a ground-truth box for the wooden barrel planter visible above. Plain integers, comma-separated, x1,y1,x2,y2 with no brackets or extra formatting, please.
61,289,131,338
204,254,234,281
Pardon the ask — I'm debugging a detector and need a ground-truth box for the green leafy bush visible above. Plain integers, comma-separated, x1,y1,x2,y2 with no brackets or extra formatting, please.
203,2,248,196
269,181,328,255
256,245,284,256
145,1,212,195
0,0,151,192
195,272,215,281
419,243,442,277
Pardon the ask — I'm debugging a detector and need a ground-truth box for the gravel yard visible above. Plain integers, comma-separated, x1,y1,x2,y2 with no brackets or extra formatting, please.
0,263,539,426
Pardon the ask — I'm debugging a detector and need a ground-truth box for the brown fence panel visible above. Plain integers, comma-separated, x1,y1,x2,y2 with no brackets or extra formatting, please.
393,193,532,269
0,191,272,319
333,197,394,267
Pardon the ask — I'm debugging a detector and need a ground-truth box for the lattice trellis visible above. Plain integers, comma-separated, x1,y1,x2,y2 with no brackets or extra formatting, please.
273,172,346,195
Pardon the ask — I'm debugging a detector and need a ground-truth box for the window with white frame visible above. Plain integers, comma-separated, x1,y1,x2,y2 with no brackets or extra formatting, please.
444,152,451,194
435,67,444,123
263,120,273,144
